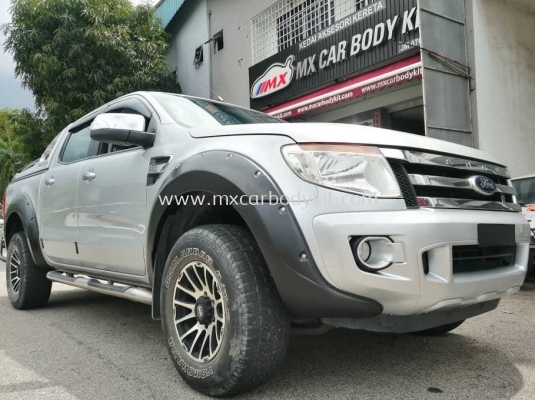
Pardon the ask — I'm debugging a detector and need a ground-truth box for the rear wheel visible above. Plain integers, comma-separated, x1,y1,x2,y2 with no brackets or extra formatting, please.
412,320,465,336
6,232,51,309
161,224,290,397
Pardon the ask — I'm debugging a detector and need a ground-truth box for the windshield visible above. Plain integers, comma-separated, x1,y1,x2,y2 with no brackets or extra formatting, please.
152,93,283,128
513,177,535,206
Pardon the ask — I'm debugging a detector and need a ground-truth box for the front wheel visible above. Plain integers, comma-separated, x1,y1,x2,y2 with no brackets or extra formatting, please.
412,320,465,336
161,225,290,397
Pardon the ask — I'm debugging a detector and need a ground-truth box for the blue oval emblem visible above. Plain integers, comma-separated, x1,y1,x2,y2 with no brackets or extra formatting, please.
470,176,497,196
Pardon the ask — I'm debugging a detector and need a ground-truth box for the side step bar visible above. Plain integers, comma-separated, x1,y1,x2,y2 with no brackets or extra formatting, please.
47,271,152,306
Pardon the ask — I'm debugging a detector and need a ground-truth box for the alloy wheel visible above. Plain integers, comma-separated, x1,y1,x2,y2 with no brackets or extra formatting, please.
10,249,21,294
173,261,226,363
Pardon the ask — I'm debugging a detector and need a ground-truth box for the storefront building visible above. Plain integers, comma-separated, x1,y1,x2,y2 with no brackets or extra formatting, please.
156,0,535,176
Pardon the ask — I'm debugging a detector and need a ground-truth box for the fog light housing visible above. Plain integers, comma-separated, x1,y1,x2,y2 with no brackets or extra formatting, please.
351,237,397,272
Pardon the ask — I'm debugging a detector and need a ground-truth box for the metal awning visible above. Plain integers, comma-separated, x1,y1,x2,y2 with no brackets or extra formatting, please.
154,0,187,30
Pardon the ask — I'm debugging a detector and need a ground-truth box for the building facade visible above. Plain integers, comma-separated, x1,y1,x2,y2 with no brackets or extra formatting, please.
156,0,535,177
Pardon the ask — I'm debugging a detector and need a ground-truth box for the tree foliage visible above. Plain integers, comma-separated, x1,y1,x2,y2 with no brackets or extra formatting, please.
0,109,28,194
3,0,180,134
0,110,17,139
10,110,54,162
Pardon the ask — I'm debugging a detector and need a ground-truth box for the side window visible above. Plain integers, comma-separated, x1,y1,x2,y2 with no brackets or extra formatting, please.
98,142,135,155
61,126,94,163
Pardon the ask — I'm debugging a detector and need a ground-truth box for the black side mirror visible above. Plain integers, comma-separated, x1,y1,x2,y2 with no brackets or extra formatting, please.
90,113,155,149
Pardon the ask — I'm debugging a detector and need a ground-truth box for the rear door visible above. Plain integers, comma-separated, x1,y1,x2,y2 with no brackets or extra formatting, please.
40,124,97,266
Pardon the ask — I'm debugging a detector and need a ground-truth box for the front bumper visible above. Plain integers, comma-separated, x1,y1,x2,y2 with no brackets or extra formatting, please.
323,299,499,333
312,209,529,315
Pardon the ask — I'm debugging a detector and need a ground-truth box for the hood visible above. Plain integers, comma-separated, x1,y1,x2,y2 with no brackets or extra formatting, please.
189,123,505,166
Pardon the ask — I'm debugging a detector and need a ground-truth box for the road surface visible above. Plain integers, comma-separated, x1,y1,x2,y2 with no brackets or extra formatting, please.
1,260,534,399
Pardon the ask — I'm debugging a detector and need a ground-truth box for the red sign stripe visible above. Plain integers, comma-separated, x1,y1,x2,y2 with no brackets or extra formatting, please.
265,55,421,119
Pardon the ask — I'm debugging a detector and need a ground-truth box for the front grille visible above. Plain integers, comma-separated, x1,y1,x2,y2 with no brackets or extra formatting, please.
383,149,520,212
452,245,516,273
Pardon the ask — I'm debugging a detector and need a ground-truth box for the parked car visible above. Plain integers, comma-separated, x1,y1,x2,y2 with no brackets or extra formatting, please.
3,92,529,397
512,173,535,273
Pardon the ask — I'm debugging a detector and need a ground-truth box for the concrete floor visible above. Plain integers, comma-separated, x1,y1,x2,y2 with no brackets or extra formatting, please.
1,260,534,399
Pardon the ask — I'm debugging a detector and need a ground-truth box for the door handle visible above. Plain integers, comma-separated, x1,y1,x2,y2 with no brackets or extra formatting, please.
45,178,55,186
82,172,97,181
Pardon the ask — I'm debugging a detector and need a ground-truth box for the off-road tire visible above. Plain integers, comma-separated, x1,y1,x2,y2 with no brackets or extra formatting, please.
6,232,51,309
413,320,465,336
161,224,290,397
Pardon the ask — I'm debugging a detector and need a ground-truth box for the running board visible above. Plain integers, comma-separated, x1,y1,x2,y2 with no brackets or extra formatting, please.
47,271,152,306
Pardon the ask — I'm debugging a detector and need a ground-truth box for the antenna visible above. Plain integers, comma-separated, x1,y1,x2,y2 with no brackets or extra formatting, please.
184,59,225,102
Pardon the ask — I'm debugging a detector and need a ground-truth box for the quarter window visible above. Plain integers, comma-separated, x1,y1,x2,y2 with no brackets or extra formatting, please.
61,126,94,163
39,133,61,163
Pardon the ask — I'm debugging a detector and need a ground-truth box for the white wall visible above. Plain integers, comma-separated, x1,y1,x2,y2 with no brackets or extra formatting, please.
206,0,366,107
471,0,535,176
207,0,281,107
167,0,211,99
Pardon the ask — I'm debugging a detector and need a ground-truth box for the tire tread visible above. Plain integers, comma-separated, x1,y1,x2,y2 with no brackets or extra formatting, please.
164,224,289,397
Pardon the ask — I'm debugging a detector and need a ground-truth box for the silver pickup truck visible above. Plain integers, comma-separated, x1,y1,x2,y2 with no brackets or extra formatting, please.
3,92,529,397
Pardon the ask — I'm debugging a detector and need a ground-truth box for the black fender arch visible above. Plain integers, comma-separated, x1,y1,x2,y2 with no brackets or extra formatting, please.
5,193,47,268
147,150,382,319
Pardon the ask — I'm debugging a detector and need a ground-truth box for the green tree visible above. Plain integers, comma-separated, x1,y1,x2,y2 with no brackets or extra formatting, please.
3,0,179,138
0,109,17,139
0,109,27,194
10,110,54,162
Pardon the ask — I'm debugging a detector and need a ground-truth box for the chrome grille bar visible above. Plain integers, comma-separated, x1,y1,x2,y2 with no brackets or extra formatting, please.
382,148,518,212
380,149,511,178
408,174,516,195
405,151,510,178
417,197,521,212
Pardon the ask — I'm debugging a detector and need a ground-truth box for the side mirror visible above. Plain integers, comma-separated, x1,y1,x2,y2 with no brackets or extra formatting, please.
90,113,155,149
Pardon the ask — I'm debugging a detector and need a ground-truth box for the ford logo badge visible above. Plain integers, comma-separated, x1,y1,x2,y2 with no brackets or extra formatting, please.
469,175,497,196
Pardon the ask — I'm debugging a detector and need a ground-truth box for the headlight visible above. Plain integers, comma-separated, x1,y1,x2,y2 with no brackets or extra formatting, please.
281,144,402,197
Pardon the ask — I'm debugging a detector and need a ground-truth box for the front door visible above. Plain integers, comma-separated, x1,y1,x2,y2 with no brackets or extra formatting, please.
76,141,149,276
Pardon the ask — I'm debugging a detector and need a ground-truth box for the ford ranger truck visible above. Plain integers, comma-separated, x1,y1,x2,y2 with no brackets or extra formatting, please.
3,92,529,397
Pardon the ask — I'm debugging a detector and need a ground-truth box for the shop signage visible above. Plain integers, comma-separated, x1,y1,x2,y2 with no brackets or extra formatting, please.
265,56,422,119
251,56,295,99
249,0,420,110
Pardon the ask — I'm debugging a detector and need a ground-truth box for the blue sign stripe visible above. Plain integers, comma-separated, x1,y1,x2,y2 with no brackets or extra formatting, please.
255,82,264,96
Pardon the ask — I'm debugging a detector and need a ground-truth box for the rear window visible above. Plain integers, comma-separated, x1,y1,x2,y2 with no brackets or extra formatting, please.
152,93,283,128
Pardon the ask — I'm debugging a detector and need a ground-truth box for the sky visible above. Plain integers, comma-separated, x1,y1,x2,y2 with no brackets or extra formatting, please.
0,0,35,110
0,0,159,111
